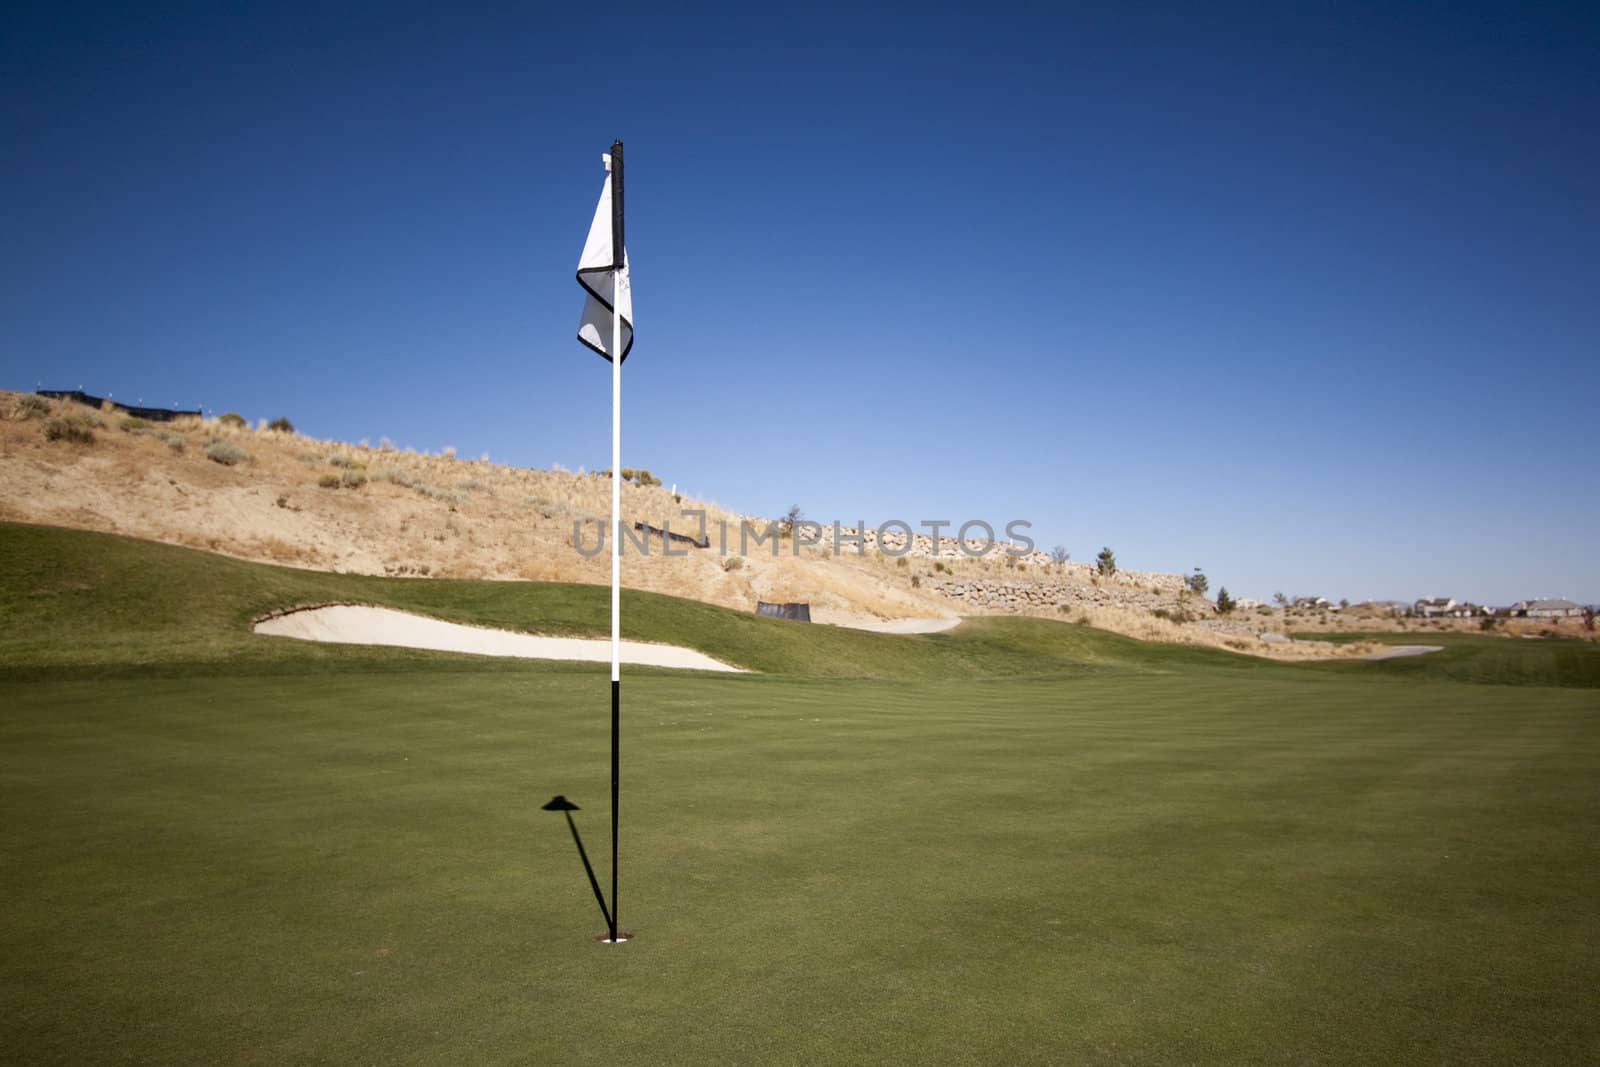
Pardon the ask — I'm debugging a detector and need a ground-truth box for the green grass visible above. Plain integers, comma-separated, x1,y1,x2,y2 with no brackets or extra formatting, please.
1298,631,1600,689
3,522,1598,1064
0,521,1284,682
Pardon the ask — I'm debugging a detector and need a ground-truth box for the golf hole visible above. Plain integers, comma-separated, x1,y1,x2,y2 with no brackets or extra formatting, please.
595,932,635,944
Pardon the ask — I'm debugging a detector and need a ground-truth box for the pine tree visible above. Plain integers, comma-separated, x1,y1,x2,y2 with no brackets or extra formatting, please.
1216,587,1235,614
1096,546,1116,576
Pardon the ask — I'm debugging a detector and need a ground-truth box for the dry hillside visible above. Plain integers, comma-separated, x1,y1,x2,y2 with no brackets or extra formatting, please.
0,390,1382,657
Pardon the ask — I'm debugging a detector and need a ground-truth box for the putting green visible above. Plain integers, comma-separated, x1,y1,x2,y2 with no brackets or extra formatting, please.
2,522,1597,1063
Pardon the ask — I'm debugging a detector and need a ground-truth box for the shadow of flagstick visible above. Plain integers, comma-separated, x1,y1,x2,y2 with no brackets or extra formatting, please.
541,795,615,934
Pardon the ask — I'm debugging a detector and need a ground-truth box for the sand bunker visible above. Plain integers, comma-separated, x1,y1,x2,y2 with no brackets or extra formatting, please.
839,617,962,634
1353,644,1443,661
255,605,746,672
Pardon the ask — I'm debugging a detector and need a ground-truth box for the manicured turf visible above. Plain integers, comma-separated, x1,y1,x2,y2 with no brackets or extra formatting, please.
1299,631,1600,690
0,521,1278,681
3,523,1598,1063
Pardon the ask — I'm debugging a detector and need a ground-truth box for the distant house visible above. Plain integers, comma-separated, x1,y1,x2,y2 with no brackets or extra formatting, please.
1234,598,1264,611
1414,598,1474,618
1508,599,1585,619
1292,596,1330,610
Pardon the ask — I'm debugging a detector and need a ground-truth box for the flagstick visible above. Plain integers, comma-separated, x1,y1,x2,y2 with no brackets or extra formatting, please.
608,140,624,945
609,296,620,945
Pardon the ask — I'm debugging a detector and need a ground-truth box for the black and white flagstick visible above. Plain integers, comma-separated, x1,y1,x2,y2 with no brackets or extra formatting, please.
606,139,624,945
552,140,631,943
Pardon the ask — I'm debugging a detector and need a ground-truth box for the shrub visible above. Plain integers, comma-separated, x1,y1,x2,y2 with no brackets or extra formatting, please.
159,431,185,453
205,440,249,466
218,412,247,428
911,574,922,588
372,468,413,487
1479,616,1498,631
341,470,367,489
1050,545,1070,566
267,416,295,433
328,454,363,469
17,394,51,419
722,556,744,573
120,416,150,432
44,418,94,444
414,483,462,504
318,473,341,489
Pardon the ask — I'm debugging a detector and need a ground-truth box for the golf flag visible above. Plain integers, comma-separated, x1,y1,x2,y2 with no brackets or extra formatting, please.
574,139,630,944
576,153,633,362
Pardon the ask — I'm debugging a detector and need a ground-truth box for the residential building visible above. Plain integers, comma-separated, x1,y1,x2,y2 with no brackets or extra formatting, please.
1508,599,1585,619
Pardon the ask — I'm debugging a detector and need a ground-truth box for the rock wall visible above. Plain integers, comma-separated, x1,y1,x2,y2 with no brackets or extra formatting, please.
825,525,1188,595
924,576,1209,615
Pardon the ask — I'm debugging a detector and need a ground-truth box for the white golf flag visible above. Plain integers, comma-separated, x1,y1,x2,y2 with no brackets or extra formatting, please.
576,161,633,362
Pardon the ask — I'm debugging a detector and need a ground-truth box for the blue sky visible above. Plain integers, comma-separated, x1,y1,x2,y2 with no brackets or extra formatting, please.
4,3,1596,605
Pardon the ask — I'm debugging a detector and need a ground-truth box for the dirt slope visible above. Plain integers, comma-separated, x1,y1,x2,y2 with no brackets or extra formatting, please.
5,389,1386,657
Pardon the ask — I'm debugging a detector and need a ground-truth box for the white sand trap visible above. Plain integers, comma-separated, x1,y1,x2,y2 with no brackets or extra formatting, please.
255,605,746,672
840,617,963,634
1303,643,1445,662
1355,644,1444,661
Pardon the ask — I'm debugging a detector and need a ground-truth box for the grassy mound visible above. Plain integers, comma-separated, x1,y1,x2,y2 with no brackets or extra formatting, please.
1299,631,1600,689
5,521,1595,688
0,520,1273,681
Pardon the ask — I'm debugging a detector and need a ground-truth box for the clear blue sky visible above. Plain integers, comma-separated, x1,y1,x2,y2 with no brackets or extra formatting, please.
4,3,1595,606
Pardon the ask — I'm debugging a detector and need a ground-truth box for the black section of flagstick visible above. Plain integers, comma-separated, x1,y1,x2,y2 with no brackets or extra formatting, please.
610,140,624,271
542,796,613,932
610,678,620,943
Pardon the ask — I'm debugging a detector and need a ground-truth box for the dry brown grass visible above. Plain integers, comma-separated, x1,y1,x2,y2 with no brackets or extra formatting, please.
1,388,1402,658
